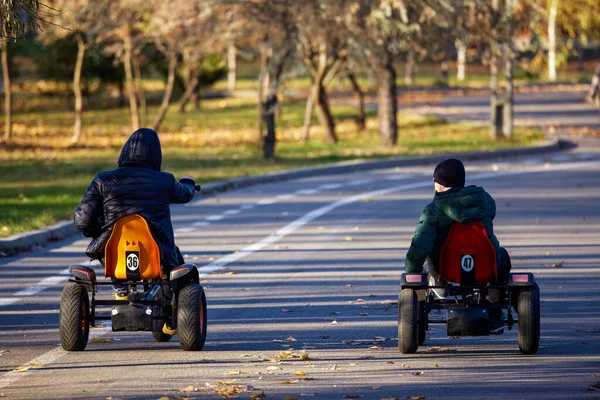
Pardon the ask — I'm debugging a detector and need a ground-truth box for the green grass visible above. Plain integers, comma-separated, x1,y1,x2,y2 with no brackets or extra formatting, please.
0,95,545,238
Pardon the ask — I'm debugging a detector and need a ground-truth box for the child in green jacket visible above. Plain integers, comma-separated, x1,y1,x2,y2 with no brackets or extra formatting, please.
404,158,512,299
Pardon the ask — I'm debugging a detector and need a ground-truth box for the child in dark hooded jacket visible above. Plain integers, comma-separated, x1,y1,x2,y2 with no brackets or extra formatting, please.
404,158,511,288
74,128,197,275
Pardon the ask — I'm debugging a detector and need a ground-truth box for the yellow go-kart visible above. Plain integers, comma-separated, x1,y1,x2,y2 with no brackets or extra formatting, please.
59,214,207,351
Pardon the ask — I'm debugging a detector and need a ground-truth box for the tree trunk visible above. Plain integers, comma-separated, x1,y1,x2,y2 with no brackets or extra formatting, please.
489,0,501,141
1,39,11,141
347,72,365,130
178,75,199,113
71,33,86,144
123,27,140,132
133,57,147,125
302,82,317,142
257,37,270,142
227,33,236,94
457,40,466,82
548,0,558,82
377,53,398,147
315,82,337,143
152,56,177,132
404,48,415,85
503,0,514,139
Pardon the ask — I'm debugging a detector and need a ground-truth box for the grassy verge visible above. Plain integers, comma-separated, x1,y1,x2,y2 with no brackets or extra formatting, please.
0,96,545,237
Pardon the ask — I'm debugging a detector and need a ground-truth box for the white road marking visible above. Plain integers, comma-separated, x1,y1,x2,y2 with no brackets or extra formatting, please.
257,198,277,205
347,179,373,186
0,326,111,389
1,159,599,391
192,221,211,227
175,227,196,233
550,155,571,162
319,183,343,190
205,215,225,221
223,209,241,215
0,298,19,307
276,194,297,200
385,174,413,181
13,269,70,297
296,189,320,195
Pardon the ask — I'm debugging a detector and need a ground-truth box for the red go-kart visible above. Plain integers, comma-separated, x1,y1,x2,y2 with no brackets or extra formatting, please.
398,221,540,355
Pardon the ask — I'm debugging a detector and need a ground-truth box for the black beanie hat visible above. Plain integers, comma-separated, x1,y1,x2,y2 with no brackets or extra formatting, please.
433,158,465,188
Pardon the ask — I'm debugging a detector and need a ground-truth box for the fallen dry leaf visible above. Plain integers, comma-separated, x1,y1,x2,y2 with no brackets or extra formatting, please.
285,397,299,400
346,284,353,287
226,370,245,375
225,271,238,275
279,380,300,384
345,237,353,241
217,380,236,385
410,396,426,400
293,371,306,376
433,363,439,368
249,392,266,399
28,363,45,367
92,338,110,343
413,371,425,376
552,261,564,268
12,368,29,373
179,385,196,393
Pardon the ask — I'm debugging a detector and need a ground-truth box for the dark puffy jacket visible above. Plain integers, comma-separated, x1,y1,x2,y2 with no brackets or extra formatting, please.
404,185,501,274
73,128,196,270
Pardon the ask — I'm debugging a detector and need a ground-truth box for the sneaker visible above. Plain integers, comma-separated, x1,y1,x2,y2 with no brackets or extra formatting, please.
162,323,178,336
114,287,128,301
429,275,449,299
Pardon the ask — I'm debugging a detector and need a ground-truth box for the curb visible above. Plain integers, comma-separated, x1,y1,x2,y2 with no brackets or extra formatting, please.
0,138,569,256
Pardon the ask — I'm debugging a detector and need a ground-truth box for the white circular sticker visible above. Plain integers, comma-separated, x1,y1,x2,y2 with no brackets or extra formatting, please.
126,253,139,271
461,255,474,272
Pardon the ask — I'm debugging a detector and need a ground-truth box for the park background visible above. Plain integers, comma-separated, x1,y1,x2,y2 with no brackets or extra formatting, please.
0,0,599,238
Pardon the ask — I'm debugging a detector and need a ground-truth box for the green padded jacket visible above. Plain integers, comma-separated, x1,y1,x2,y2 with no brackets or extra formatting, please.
404,185,501,274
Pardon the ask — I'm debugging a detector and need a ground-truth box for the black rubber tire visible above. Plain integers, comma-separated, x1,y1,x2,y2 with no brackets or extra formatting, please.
59,283,90,351
178,284,207,351
418,300,427,346
152,315,173,342
398,288,419,354
518,285,540,355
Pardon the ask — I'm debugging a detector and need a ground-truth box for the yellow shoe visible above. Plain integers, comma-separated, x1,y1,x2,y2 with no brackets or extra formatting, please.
162,323,178,335
114,289,128,300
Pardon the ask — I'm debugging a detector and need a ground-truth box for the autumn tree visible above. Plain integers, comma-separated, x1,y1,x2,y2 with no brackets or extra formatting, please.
44,0,106,144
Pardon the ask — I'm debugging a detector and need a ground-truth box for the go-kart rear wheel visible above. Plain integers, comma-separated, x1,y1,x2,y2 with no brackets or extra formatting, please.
398,288,419,354
178,284,207,351
517,284,540,355
418,300,427,346
59,283,90,351
152,316,173,342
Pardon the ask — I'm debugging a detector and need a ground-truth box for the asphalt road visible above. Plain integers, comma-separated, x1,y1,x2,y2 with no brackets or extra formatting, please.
408,89,600,129
1,140,599,400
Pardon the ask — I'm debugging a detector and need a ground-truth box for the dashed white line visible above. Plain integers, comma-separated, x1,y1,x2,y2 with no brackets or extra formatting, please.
192,221,211,227
257,199,277,205
223,209,241,215
347,179,373,186
385,174,413,181
175,227,196,233
276,194,297,200
13,269,70,297
319,183,343,190
295,189,320,195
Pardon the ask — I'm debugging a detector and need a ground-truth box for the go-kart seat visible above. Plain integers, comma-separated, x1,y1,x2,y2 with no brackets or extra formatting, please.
438,221,498,286
104,214,162,280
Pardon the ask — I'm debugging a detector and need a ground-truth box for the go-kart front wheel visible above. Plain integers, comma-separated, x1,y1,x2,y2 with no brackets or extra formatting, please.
398,288,419,354
518,284,540,355
59,283,90,351
178,284,207,351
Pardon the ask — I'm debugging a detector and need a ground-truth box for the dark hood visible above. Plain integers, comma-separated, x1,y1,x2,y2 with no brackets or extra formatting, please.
118,128,162,171
432,185,496,223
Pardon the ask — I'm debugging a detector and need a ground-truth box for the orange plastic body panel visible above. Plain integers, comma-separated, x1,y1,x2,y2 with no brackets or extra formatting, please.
104,214,161,280
438,221,498,285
